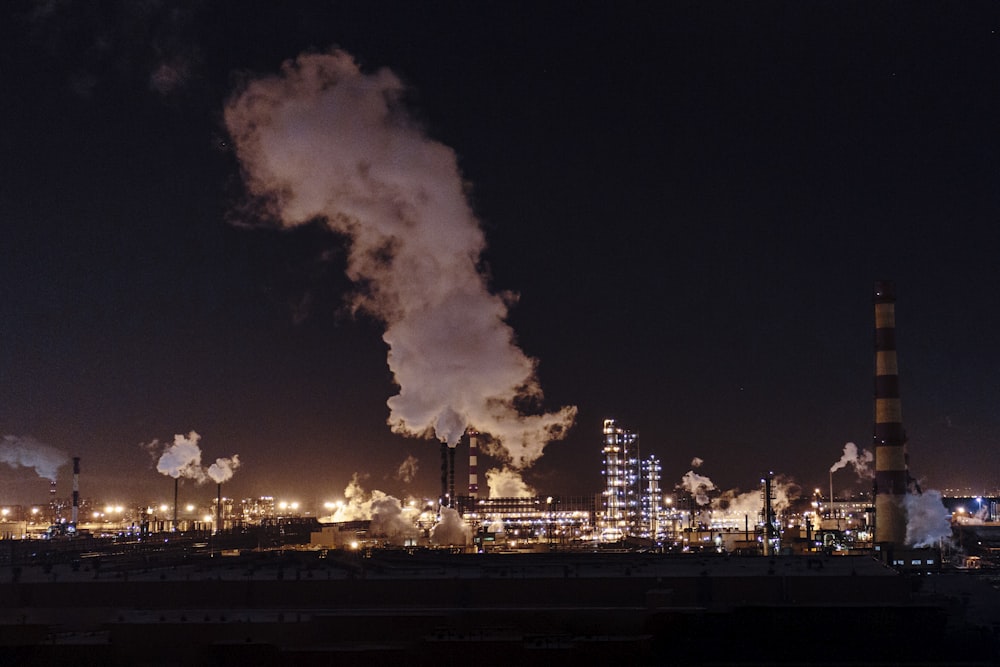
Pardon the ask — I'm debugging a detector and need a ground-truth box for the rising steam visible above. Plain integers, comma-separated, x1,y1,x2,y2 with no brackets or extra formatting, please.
0,435,69,482
485,467,536,498
223,49,576,466
150,431,240,484
904,490,952,547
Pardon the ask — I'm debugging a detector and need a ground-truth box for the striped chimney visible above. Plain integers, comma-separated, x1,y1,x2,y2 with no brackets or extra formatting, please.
71,456,80,527
440,441,449,509
468,430,479,499
873,280,908,545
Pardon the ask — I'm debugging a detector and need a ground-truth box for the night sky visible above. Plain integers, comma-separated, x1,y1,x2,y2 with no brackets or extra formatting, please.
2,1,999,509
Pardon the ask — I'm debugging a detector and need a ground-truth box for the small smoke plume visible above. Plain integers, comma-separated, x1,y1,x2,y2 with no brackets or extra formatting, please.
207,455,240,483
224,49,576,467
691,457,704,468
150,431,240,484
431,506,470,546
485,467,536,498
905,490,952,548
680,469,716,506
0,435,69,482
395,454,419,484
830,442,874,478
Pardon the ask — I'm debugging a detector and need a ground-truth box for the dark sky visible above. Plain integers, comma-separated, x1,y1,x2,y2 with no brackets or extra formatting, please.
2,1,999,508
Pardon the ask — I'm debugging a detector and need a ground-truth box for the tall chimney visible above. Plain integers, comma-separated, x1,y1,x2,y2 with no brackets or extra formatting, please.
448,446,456,509
71,456,80,527
873,280,908,545
173,477,179,532
468,430,479,499
440,441,449,509
216,483,222,535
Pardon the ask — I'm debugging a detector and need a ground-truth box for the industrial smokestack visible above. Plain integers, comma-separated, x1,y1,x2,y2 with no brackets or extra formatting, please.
71,456,80,527
468,430,479,499
448,446,456,509
873,281,908,545
216,483,222,535
440,441,448,509
173,477,179,532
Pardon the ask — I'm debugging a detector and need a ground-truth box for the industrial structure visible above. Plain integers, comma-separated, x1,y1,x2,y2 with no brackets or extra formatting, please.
600,418,640,540
873,281,909,546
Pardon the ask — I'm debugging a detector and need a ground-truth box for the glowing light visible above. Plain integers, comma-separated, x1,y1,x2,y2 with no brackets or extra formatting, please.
160,504,168,512
185,504,195,512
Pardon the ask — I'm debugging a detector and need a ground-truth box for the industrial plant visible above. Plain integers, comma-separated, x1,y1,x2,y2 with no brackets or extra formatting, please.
1,281,999,665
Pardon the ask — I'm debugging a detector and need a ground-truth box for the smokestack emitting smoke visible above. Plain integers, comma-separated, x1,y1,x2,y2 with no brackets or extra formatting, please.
873,281,908,545
152,432,240,484
0,435,70,481
468,430,479,498
72,456,80,526
149,432,239,530
830,442,874,478
223,49,576,467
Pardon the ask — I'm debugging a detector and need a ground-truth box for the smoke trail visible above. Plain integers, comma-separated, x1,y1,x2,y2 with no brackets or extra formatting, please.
485,467,536,498
224,49,576,466
691,457,704,468
206,455,240,483
830,442,874,478
904,489,952,548
0,435,69,482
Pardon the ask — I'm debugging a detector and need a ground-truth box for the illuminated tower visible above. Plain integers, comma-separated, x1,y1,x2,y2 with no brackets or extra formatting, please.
873,281,908,545
640,455,662,539
602,419,640,539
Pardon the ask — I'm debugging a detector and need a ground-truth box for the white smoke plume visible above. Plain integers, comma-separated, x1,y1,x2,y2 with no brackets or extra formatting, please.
830,442,874,478
155,431,205,481
485,467,536,498
370,494,420,544
151,431,239,484
224,49,576,466
395,454,419,484
691,457,704,468
0,435,69,482
431,506,470,546
680,469,716,506
207,455,240,484
709,475,799,527
328,474,420,545
904,490,953,548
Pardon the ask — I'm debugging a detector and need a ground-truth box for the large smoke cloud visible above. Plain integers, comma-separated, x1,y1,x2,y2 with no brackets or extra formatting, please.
0,435,69,482
223,49,576,466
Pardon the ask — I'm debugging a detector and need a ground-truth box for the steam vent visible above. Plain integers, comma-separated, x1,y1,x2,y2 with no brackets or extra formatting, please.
873,280,907,545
